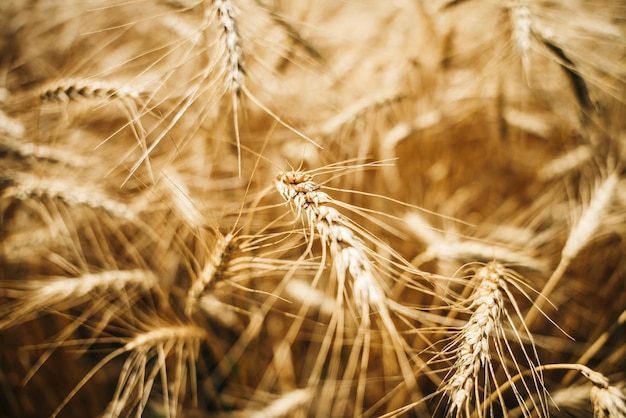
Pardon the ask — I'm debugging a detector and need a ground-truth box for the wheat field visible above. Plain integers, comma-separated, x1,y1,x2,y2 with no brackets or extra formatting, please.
1,1,625,417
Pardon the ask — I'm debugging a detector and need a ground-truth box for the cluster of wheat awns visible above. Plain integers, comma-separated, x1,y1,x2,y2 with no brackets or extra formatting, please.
1,1,625,417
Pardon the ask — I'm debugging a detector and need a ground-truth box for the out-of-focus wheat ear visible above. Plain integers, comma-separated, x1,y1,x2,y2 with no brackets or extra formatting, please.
0,109,25,138
2,171,137,221
405,212,547,273
38,78,142,103
37,77,157,183
209,0,246,175
0,136,96,169
524,172,619,328
319,90,408,137
247,389,312,418
185,231,235,316
54,324,207,418
538,145,593,180
0,270,159,329
508,1,533,75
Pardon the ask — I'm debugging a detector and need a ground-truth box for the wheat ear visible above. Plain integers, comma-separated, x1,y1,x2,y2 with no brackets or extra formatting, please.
211,0,245,174
39,78,141,103
445,262,505,416
0,270,158,329
275,169,423,414
185,231,234,316
495,364,626,418
3,172,137,220
509,1,533,74
524,172,618,328
0,109,25,138
54,324,206,418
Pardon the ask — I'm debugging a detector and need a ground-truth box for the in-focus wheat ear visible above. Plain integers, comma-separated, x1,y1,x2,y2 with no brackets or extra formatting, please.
443,262,548,417
274,168,426,415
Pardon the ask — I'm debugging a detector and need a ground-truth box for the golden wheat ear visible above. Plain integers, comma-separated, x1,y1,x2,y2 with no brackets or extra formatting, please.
437,262,549,418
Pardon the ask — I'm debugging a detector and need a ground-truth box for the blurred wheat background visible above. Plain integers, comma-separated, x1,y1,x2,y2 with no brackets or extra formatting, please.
1,1,625,417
